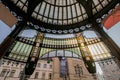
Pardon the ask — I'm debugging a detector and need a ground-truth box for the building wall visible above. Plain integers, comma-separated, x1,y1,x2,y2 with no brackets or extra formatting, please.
0,59,53,80
98,57,120,80
67,58,97,80
0,58,98,80
52,57,97,80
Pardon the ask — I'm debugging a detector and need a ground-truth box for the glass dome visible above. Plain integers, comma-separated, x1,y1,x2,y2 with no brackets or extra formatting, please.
2,0,119,34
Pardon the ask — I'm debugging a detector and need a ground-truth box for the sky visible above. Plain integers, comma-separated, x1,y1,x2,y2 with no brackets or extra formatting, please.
0,20,12,44
103,21,120,48
18,29,37,38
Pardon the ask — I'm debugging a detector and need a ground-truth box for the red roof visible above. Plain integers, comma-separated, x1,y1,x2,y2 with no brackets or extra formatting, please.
103,6,120,29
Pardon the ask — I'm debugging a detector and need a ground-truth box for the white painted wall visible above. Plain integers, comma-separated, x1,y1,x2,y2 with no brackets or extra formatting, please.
103,21,120,48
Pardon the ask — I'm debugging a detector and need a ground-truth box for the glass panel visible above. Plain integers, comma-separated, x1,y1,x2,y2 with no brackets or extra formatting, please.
32,12,37,18
62,0,66,6
59,7,62,19
97,43,104,53
94,44,101,55
63,7,67,19
67,6,71,18
34,4,40,12
44,4,50,17
78,16,83,21
49,51,56,57
81,5,85,14
73,53,78,58
67,0,70,5
96,5,103,11
20,44,26,55
54,7,58,19
23,6,27,12
27,45,32,56
11,42,20,52
93,8,97,14
57,50,64,56
17,2,24,9
39,2,46,15
42,53,48,58
72,5,76,17
49,6,54,18
102,1,108,7
93,0,99,5
90,44,96,56
76,3,81,16
88,45,95,56
65,51,72,57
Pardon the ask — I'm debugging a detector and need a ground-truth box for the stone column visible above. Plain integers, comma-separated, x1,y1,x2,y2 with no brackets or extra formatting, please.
0,20,27,59
67,58,75,80
53,58,60,80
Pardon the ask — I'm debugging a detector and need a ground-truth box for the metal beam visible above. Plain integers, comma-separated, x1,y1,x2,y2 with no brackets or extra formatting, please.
76,0,93,18
27,0,44,16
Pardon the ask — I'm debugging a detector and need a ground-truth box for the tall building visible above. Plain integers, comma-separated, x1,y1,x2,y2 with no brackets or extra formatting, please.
0,0,120,80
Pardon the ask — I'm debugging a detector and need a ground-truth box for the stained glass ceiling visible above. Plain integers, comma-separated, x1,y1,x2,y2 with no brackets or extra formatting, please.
1,0,119,34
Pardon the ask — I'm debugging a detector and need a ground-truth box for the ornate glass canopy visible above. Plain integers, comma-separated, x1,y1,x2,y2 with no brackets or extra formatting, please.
1,0,118,34
10,0,112,25
3,29,112,62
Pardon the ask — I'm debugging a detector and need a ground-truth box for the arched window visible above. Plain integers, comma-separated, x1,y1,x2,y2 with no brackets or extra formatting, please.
34,72,39,79
49,73,52,79
74,64,83,77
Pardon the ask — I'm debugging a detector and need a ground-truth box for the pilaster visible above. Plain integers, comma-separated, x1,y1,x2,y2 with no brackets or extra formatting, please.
53,58,60,80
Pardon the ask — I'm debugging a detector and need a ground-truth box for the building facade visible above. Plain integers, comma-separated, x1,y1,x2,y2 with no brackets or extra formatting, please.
0,1,120,80
0,58,98,80
98,57,120,80
0,59,53,80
